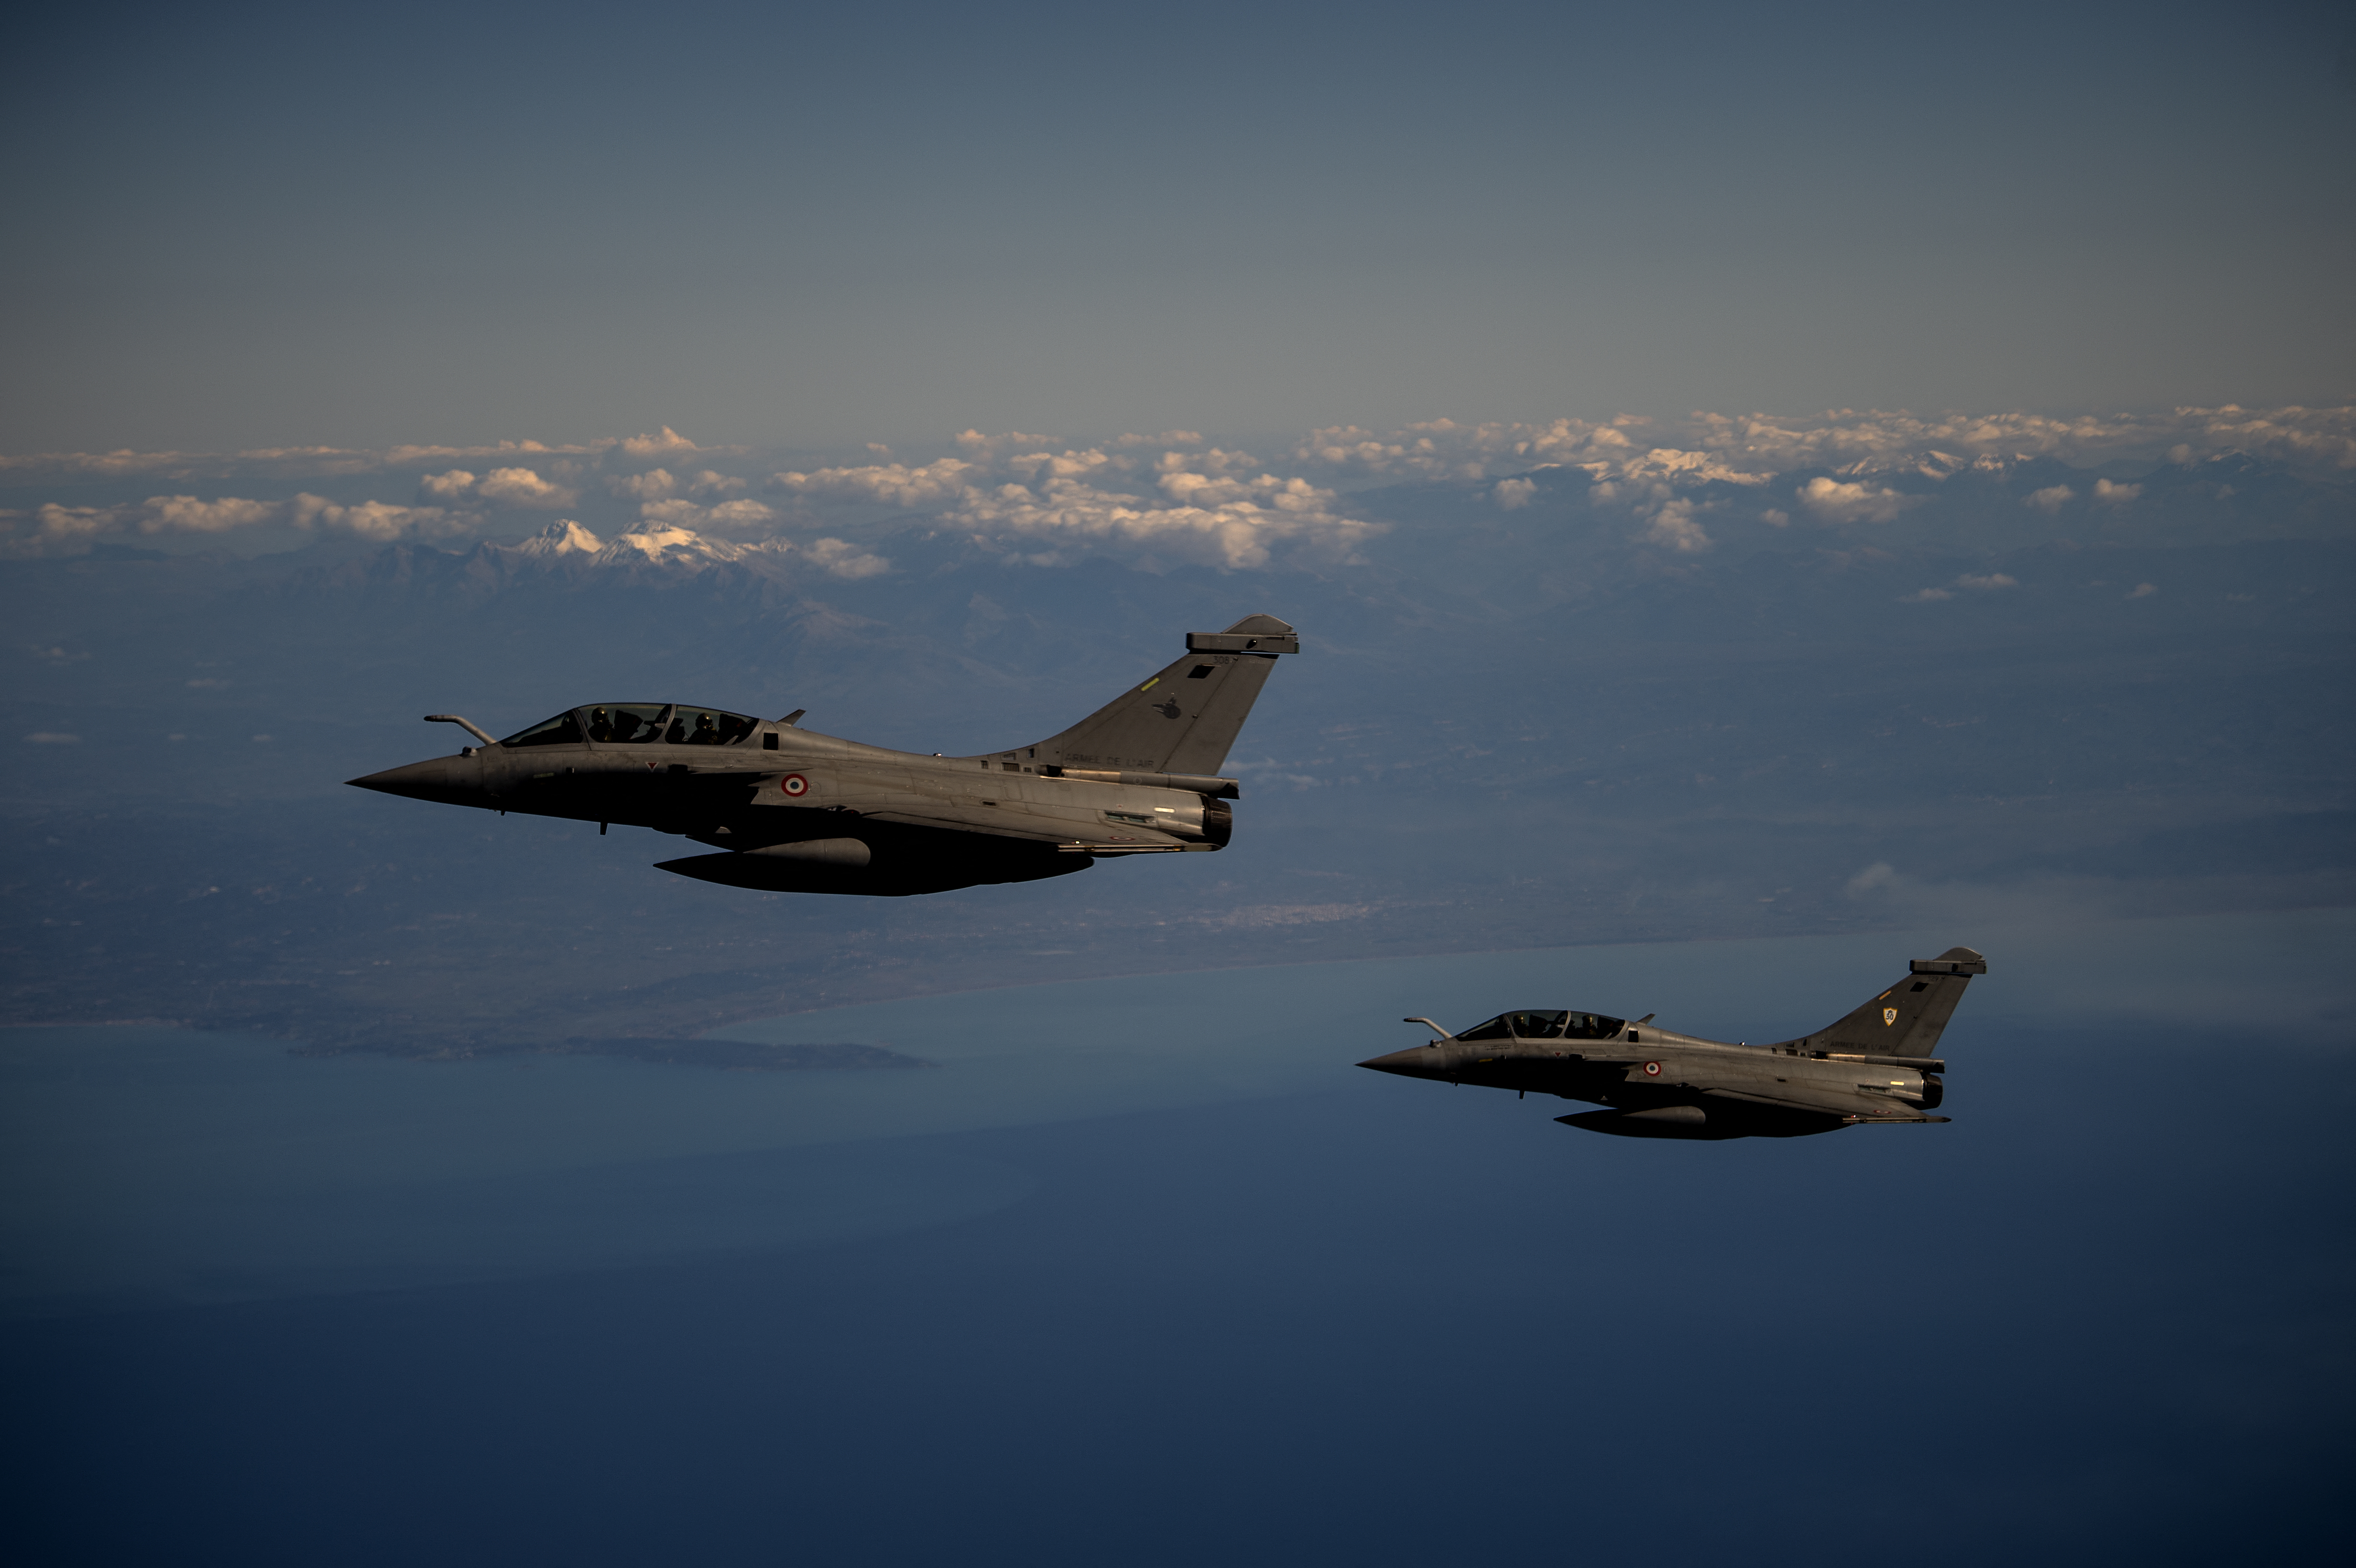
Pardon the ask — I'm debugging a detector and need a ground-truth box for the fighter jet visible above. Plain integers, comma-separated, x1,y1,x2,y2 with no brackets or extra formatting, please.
349,614,1298,896
1359,947,1987,1139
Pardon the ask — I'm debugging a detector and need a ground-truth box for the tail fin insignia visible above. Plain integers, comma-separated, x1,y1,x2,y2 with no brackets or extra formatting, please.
1804,946,1986,1058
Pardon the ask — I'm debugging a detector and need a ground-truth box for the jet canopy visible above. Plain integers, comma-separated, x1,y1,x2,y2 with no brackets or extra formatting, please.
500,705,760,748
1455,1010,1627,1042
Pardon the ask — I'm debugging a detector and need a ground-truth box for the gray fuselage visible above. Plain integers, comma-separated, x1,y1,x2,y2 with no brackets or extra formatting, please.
1364,1024,1939,1118
352,708,1233,895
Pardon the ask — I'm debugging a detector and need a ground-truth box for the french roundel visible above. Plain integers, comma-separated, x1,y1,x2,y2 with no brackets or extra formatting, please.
780,773,808,797
1642,1061,1662,1077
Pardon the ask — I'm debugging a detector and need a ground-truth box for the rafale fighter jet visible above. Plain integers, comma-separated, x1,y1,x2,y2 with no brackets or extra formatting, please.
1360,947,1987,1139
349,614,1298,896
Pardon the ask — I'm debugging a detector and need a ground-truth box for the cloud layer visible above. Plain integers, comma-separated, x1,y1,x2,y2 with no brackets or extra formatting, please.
5,404,2348,566
765,440,1380,570
1293,405,2356,484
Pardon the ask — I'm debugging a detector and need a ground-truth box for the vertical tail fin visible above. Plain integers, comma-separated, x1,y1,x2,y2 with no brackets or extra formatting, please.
1804,947,1986,1058
1004,615,1298,777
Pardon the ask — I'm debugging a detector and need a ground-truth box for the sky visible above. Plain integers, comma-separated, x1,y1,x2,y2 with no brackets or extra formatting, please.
5,0,2353,454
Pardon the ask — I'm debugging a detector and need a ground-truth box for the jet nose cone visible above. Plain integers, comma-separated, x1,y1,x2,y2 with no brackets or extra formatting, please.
1358,1046,1442,1078
347,757,456,801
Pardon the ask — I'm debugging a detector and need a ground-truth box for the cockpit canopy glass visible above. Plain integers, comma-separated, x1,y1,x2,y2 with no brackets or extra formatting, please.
1454,1010,1627,1042
585,705,670,744
502,706,761,748
666,708,757,746
501,710,584,748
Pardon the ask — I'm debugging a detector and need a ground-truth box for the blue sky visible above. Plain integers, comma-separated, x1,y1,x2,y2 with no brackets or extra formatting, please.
6,0,2351,452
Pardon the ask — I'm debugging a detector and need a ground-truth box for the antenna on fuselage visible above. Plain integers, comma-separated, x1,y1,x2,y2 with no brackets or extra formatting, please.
777,709,805,727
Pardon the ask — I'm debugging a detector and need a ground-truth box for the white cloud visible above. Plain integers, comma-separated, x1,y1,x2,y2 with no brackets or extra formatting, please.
34,503,123,540
948,471,1378,571
0,430,678,479
2182,405,2356,472
1794,476,1917,523
1287,404,2356,487
1846,861,1900,894
26,491,466,548
2025,485,2074,513
608,468,743,504
476,468,573,507
289,494,471,541
617,426,699,457
2093,479,2141,506
138,495,282,533
1760,508,1790,526
609,468,677,501
1680,406,2356,476
418,467,575,508
770,457,978,507
0,434,664,484
391,431,743,468
1016,446,1131,483
807,538,892,579
1909,571,2017,601
1156,446,1263,479
2127,582,2158,599
1155,464,1328,513
636,497,778,535
1294,416,1655,483
767,443,1377,571
1,449,208,479
1638,497,1711,554
24,731,81,743
954,429,1052,455
385,438,574,466
1493,478,1537,510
